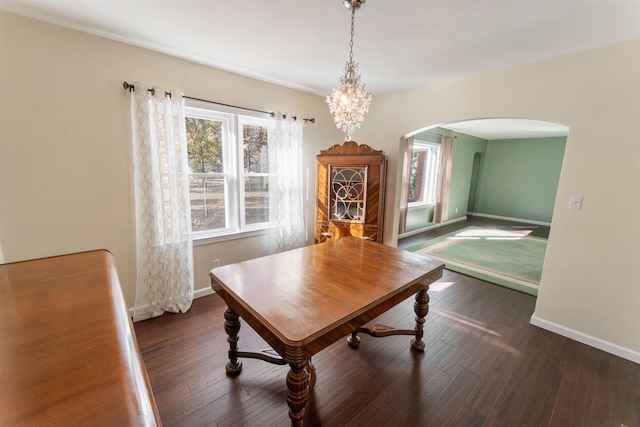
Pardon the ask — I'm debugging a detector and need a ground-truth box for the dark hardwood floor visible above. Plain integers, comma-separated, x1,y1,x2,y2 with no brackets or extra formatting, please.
398,215,550,250
134,262,640,426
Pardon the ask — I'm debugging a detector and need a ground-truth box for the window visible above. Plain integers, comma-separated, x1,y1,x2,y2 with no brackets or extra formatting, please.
185,102,270,241
408,140,441,206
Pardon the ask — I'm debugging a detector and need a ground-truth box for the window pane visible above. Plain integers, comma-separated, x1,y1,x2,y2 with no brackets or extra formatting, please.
186,117,223,173
424,148,439,203
244,176,269,225
190,176,226,232
243,124,268,173
409,151,426,203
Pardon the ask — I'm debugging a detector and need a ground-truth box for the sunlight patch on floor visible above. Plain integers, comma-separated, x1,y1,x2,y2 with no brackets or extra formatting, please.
434,309,501,338
448,228,533,241
433,308,523,356
429,281,456,292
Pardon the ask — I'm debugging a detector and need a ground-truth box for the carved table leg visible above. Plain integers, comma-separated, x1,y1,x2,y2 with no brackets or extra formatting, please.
306,357,317,391
285,346,311,426
410,288,430,351
224,306,242,375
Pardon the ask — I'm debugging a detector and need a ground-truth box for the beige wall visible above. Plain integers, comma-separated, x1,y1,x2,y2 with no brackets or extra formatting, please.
1,11,639,361
356,40,640,360
0,12,340,305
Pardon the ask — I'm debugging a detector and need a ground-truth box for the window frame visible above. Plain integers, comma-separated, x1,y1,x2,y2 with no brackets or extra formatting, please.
408,140,441,208
184,100,271,245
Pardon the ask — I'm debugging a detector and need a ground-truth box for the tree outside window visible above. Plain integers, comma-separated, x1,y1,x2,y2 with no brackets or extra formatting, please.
184,105,270,238
409,141,441,206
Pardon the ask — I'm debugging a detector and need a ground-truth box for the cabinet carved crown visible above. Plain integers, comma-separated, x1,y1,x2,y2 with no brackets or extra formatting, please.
315,141,387,243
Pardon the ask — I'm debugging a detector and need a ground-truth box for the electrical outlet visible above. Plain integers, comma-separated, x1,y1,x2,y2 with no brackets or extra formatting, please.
212,259,220,268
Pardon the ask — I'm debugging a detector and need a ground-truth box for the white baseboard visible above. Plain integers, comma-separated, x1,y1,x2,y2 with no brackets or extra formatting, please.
399,216,467,239
530,314,640,364
194,286,215,299
129,286,215,320
469,212,551,227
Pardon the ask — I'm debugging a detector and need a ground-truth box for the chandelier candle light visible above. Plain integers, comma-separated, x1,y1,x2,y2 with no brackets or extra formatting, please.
326,0,372,141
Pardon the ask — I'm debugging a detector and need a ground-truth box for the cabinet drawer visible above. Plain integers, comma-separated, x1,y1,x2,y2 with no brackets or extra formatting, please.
315,222,378,243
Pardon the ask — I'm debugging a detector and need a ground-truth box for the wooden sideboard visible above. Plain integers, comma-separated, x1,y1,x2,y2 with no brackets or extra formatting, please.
315,141,387,243
0,250,161,426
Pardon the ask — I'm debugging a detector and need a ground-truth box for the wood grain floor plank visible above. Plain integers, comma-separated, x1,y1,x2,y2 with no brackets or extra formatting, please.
519,351,567,426
483,374,533,427
450,404,486,427
548,343,592,427
427,367,481,425
134,229,639,427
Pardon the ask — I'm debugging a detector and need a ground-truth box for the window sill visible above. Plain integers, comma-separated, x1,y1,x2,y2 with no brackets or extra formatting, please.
408,202,435,209
192,227,270,246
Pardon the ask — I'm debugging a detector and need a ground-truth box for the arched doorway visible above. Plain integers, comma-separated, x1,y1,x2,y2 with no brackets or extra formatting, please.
398,117,569,236
397,118,569,295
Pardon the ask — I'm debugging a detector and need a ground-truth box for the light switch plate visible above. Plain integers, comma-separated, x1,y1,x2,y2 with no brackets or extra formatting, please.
569,195,582,210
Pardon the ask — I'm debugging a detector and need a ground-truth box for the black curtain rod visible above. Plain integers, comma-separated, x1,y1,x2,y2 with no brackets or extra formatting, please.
123,81,315,124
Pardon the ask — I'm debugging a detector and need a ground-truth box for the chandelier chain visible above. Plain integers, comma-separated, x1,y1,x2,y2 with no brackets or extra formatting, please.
349,7,355,65
326,0,372,140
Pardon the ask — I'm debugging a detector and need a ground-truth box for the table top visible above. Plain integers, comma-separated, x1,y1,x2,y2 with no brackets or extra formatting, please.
0,250,160,426
210,237,444,353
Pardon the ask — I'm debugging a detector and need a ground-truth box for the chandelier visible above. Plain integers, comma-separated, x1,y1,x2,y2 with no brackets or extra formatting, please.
326,0,372,141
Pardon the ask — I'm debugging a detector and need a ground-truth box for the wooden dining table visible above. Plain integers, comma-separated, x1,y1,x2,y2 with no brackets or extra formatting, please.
210,237,444,426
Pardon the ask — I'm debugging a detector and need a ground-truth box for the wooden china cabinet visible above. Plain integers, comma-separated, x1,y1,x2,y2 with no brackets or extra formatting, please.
315,141,387,243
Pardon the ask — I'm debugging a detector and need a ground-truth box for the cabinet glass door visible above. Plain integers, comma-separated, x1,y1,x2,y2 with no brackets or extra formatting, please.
330,166,368,222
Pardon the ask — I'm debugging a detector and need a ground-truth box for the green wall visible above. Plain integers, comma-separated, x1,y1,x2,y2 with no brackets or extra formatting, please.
404,205,434,233
401,130,566,234
475,136,566,223
448,131,487,220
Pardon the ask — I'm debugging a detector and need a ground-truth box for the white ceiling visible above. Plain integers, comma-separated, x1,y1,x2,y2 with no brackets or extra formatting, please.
1,0,638,138
441,118,569,140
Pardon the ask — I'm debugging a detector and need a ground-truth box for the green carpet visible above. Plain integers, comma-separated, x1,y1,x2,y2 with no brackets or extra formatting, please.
405,226,546,295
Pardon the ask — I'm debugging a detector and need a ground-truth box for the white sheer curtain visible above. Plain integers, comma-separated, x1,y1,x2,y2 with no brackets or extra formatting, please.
130,82,194,321
267,113,306,253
